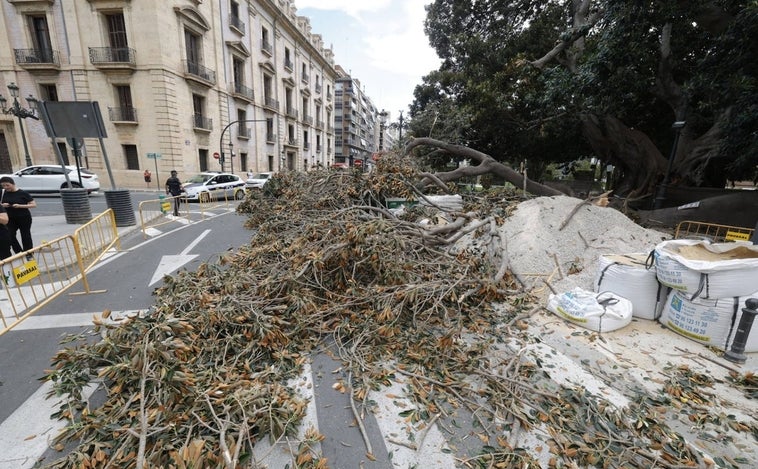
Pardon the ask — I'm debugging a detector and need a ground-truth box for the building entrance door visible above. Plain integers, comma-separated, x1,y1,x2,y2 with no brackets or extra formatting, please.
0,132,13,173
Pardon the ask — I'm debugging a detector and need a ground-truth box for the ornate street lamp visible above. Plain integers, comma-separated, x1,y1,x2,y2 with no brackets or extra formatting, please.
0,82,39,167
378,109,388,150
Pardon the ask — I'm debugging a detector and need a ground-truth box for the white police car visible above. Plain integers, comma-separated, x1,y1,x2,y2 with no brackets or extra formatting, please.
181,172,246,202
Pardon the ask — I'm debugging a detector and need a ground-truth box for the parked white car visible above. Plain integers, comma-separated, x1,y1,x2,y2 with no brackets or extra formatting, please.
245,172,273,190
0,164,100,194
181,172,246,202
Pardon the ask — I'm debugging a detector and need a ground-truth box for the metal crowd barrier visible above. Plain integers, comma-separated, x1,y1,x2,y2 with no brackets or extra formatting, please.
0,209,120,336
196,188,244,212
138,195,189,238
674,220,755,243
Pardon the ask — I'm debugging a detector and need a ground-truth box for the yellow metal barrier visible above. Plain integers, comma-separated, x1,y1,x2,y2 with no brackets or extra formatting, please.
0,209,121,335
674,220,755,243
196,187,245,212
138,195,190,238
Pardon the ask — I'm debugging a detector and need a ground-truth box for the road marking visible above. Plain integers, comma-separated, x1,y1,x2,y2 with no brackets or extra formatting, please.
148,229,211,286
11,310,145,331
0,381,99,469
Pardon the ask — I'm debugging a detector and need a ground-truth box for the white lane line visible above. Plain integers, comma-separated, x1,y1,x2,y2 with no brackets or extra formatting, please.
181,229,210,255
10,310,145,331
370,376,457,468
251,361,320,466
0,381,99,469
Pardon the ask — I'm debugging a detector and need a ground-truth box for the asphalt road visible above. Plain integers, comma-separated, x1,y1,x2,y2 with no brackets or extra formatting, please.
0,202,477,469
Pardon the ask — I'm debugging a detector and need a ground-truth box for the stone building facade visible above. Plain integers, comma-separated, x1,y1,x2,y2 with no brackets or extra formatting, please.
0,0,336,187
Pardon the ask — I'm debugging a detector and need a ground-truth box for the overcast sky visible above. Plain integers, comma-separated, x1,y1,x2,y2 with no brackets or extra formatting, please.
295,0,441,122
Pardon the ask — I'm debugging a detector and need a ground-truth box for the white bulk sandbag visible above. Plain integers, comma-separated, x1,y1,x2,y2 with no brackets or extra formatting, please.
653,239,758,299
658,289,755,351
727,294,758,353
547,287,634,333
595,253,664,320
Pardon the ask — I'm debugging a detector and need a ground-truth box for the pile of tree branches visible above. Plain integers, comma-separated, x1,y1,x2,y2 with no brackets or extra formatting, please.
41,155,754,468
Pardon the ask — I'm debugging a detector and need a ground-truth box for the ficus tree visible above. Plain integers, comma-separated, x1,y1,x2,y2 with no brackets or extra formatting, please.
411,0,757,199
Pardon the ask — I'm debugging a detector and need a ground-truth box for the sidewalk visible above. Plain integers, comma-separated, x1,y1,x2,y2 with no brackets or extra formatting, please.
33,213,143,246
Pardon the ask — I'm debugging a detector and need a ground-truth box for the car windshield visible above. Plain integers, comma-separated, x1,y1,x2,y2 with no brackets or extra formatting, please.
185,174,213,184
252,173,270,179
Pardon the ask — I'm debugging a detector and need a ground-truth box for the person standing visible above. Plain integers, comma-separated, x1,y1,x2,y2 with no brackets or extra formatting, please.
165,170,182,216
0,176,36,260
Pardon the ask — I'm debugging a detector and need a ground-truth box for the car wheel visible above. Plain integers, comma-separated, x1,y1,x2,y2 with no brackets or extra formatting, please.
234,189,245,200
199,192,211,203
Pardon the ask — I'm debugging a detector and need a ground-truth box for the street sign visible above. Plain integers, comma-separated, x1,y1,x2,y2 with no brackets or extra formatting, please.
213,152,220,159
147,152,161,159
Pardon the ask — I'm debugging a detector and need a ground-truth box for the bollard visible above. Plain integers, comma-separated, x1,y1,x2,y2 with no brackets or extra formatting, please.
724,298,758,364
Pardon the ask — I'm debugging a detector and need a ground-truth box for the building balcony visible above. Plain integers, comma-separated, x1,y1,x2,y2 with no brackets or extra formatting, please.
108,106,138,123
266,132,276,143
89,47,136,70
316,144,322,153
261,40,273,56
285,107,298,119
284,138,298,147
229,14,245,35
327,92,332,101
183,60,216,86
315,83,322,94
327,125,335,133
237,126,251,139
193,113,212,131
303,141,310,150
315,119,324,129
14,48,60,70
263,96,279,112
231,82,254,103
303,115,313,126
284,58,293,71
301,73,309,84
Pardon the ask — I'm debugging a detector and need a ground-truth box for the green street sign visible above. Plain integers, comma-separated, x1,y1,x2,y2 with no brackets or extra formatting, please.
146,152,161,159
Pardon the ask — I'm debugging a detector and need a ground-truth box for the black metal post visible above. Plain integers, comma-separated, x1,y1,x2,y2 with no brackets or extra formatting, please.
653,120,686,210
724,298,758,363
219,119,269,173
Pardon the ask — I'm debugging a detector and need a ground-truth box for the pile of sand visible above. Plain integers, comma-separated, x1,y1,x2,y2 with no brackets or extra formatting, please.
499,196,670,298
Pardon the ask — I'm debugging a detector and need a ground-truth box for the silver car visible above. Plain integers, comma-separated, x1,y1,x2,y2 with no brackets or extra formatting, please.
245,172,273,190
1,164,100,194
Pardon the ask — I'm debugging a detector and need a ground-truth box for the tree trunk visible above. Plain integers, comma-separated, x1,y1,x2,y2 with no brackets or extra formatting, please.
579,114,668,198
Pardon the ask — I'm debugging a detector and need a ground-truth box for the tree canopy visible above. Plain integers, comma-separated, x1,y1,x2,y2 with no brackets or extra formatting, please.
410,0,757,198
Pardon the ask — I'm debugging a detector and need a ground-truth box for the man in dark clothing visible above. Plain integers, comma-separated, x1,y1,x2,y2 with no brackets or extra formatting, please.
165,170,182,216
0,176,36,260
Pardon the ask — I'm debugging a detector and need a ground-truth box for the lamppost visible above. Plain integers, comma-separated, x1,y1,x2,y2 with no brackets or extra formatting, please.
219,119,269,173
397,110,405,144
653,120,686,210
0,82,39,167
378,109,388,150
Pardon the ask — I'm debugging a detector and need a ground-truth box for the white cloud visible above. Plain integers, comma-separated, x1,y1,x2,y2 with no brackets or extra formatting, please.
295,0,441,113
294,0,391,19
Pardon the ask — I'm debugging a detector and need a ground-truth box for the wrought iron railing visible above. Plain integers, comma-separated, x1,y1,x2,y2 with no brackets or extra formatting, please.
229,14,245,34
14,48,60,65
193,114,212,130
89,47,136,65
184,60,216,84
264,96,279,111
108,106,137,122
232,82,254,101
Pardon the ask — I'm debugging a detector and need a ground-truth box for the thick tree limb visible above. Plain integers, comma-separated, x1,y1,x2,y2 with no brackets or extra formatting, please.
405,137,565,197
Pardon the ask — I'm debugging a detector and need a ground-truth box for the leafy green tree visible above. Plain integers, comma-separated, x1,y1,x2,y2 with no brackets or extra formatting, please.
416,0,757,198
